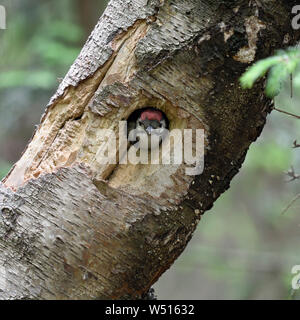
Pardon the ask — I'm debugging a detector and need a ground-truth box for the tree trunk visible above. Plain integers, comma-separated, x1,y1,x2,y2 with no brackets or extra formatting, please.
0,0,299,299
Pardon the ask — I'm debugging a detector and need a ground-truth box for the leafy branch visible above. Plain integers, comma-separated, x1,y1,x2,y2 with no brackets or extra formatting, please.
240,47,300,98
240,48,300,216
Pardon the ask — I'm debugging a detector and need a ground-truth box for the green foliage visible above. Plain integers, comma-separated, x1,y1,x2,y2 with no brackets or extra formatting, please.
240,47,300,97
31,21,83,67
0,70,57,89
245,142,292,173
0,159,11,180
0,14,83,90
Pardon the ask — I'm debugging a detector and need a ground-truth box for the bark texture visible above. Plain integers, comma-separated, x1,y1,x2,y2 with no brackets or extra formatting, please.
0,0,299,299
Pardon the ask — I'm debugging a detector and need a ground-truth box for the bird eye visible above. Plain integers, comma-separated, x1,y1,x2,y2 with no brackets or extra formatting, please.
139,121,143,126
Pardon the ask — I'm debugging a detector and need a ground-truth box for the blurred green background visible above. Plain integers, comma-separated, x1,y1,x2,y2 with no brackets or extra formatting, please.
0,0,299,300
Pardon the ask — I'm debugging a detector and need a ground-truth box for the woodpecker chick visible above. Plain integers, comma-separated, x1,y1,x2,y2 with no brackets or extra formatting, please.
128,108,168,150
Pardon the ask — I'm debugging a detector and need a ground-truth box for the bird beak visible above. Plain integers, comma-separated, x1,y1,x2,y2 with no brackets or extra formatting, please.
145,126,152,134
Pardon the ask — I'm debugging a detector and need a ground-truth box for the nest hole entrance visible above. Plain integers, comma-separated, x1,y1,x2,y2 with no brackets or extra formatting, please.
126,107,170,149
106,105,197,197
126,107,169,129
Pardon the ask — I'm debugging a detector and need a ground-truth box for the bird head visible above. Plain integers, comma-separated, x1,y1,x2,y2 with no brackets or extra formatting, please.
127,108,168,150
136,109,167,134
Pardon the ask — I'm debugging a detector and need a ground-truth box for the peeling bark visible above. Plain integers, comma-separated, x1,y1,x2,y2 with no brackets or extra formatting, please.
0,0,299,299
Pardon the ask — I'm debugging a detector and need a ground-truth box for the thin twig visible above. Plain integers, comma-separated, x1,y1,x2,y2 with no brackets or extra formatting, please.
273,107,300,120
281,193,300,215
293,140,300,148
290,73,293,98
285,166,300,182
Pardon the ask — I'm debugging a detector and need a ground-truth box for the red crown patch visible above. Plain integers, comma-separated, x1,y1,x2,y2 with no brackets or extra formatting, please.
140,109,163,122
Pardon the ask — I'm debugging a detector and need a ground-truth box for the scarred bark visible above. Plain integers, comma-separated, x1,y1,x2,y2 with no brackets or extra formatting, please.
0,0,299,299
